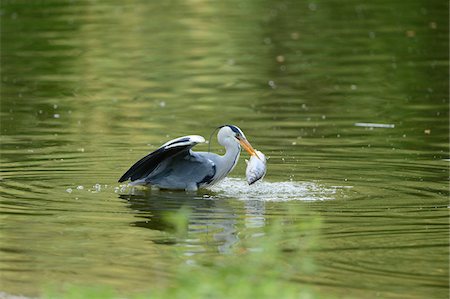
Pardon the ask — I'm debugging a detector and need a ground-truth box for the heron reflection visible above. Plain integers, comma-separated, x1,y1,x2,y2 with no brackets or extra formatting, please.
119,190,240,254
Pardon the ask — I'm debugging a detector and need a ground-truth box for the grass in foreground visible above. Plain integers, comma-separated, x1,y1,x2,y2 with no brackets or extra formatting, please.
43,207,337,299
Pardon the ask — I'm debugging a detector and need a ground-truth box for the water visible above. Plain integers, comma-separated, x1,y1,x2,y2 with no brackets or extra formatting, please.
1,0,448,298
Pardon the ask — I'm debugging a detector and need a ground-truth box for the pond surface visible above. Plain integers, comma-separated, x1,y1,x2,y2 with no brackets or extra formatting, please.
1,0,449,298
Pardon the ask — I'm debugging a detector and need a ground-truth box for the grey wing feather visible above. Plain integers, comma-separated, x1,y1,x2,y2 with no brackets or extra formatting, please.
118,135,205,183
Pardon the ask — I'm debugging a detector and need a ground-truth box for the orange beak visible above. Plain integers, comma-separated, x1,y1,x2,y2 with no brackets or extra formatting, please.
238,137,259,158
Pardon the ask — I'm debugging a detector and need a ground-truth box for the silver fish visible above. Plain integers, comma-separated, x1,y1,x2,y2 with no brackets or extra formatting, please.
245,150,267,185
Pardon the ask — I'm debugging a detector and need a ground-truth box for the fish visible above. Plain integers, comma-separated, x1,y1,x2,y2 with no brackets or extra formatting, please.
245,150,267,185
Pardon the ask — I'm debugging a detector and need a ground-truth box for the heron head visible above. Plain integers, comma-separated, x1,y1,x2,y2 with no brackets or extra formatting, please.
218,125,257,156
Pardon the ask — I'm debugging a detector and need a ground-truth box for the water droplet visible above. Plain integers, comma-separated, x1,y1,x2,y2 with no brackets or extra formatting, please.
93,183,101,192
53,114,60,118
66,188,73,193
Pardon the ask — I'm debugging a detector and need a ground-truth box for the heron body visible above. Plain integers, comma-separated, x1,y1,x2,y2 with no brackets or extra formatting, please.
118,125,257,191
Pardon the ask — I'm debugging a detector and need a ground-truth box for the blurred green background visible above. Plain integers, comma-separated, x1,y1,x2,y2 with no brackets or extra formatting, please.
1,0,448,298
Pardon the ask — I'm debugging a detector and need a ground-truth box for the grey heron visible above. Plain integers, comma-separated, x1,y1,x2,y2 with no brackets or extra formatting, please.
118,125,258,191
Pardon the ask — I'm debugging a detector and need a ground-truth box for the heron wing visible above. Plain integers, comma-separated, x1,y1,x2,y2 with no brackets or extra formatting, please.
118,135,205,183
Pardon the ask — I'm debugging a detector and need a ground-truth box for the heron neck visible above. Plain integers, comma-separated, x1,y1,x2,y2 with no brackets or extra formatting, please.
221,141,241,175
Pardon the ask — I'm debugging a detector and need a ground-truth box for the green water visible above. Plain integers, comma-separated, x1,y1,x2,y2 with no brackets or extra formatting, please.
1,0,449,298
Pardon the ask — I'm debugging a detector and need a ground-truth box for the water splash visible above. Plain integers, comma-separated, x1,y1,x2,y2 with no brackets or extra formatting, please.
69,179,347,202
210,178,344,201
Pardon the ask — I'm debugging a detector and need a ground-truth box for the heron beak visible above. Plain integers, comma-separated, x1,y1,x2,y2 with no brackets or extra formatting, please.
237,137,259,158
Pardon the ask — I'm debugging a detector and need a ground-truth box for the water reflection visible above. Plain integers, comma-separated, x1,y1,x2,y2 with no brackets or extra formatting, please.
244,200,266,228
118,177,342,253
119,190,242,254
